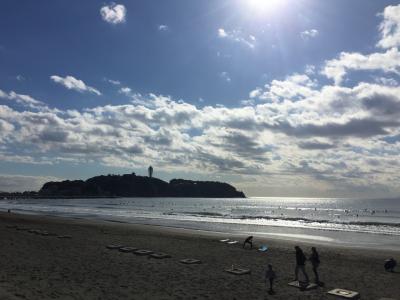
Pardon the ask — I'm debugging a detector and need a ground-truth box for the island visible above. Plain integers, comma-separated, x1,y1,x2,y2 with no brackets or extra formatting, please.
36,173,246,198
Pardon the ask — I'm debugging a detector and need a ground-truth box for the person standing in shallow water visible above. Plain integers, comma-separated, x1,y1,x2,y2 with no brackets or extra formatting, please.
309,247,321,284
294,246,309,283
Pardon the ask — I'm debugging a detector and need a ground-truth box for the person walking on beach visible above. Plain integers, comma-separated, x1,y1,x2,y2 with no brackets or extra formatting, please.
265,264,276,295
243,236,253,249
294,246,309,283
309,247,321,284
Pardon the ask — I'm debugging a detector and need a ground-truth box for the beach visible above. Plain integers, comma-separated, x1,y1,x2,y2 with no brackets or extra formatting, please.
0,212,399,300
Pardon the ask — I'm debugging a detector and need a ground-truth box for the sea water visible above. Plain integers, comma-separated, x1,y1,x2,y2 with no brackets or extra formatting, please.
0,197,399,250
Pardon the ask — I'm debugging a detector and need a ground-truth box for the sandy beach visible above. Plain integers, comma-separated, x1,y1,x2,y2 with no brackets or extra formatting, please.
0,212,399,300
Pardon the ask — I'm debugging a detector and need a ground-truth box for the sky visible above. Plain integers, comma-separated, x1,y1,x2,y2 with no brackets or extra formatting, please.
1,0,400,197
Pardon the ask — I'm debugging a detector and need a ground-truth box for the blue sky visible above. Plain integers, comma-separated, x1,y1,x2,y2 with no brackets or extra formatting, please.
1,0,400,197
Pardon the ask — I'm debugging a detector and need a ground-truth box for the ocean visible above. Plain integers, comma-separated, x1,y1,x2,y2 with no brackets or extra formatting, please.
1,197,399,250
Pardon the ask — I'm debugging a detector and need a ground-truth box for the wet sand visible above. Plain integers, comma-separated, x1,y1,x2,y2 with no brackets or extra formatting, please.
0,212,399,299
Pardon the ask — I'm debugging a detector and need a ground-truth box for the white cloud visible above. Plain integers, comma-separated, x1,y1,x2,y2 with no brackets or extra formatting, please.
217,28,256,49
0,89,46,110
50,75,102,95
2,81,400,197
100,3,126,24
322,47,400,85
377,4,400,48
374,77,398,86
321,4,400,85
249,88,262,98
300,29,319,40
255,74,318,102
104,78,121,85
218,28,227,38
118,87,132,95
16,75,24,81
305,65,316,75
220,72,231,82
158,25,169,31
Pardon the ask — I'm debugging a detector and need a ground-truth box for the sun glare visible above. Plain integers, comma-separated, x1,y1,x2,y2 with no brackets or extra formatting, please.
245,0,284,13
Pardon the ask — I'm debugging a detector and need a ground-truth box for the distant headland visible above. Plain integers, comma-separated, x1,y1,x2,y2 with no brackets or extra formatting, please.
0,172,246,199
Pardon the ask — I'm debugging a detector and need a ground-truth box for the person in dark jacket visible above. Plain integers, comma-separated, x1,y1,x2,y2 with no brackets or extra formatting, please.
265,264,276,295
294,246,309,283
309,247,320,284
243,236,253,249
384,258,397,272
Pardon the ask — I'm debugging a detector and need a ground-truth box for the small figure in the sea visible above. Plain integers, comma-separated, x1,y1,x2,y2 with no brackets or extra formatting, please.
309,247,321,285
384,258,397,272
265,264,276,295
243,236,253,249
148,165,153,178
294,246,309,283
7,209,11,213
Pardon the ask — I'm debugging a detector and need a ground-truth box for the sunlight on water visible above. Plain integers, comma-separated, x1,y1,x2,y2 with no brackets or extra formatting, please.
0,196,399,249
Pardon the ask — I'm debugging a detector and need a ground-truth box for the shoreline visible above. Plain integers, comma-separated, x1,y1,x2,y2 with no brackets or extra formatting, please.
8,210,400,254
2,207,400,252
1,212,399,299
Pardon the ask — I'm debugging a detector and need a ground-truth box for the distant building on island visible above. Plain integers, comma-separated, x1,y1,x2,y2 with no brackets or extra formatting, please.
148,165,153,178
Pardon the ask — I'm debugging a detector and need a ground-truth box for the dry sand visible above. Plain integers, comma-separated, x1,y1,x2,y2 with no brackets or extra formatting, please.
0,212,399,300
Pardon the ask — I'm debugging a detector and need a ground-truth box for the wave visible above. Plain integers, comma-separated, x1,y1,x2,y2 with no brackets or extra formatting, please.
236,215,400,227
237,215,400,227
165,211,400,228
164,211,225,217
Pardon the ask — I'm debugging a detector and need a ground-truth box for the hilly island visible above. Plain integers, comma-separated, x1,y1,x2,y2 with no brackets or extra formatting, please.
33,173,246,198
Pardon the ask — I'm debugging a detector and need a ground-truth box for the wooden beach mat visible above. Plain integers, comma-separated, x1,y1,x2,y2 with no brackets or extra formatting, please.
29,229,45,234
327,288,359,299
134,249,153,256
288,281,318,291
180,258,201,264
150,252,171,259
119,247,138,253
106,244,124,250
225,268,251,275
